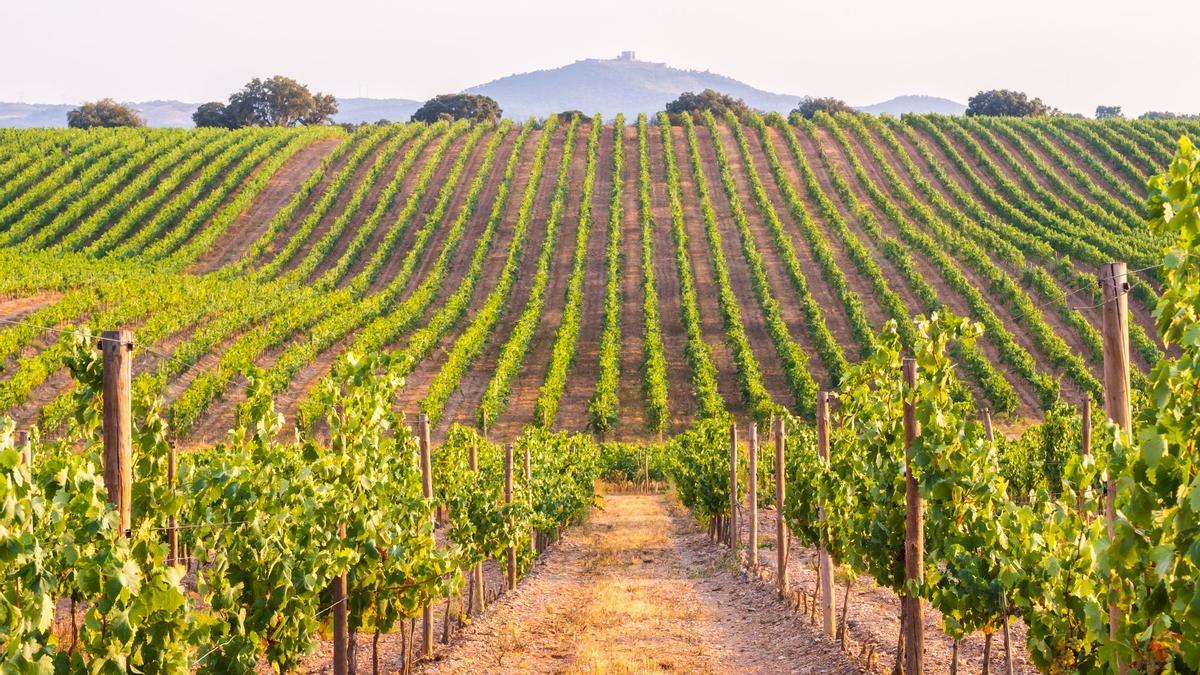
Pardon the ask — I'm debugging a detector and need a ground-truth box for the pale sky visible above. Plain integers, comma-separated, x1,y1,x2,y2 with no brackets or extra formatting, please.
3,0,1197,117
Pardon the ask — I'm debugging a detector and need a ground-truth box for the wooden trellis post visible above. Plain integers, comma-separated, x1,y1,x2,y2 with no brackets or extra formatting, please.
982,408,1014,675
505,443,516,591
470,443,485,613
1100,262,1131,672
168,441,179,566
729,422,738,549
524,445,534,555
1080,398,1092,515
817,392,834,637
101,329,133,537
774,416,788,597
748,423,758,568
902,358,924,674
419,413,434,659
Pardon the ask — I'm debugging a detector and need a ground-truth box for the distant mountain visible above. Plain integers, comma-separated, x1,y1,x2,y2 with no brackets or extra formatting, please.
0,62,967,128
0,102,78,128
856,94,966,116
0,100,200,128
333,97,422,124
465,53,801,120
0,97,421,128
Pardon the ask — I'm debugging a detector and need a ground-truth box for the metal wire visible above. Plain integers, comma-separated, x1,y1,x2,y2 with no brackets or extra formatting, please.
0,316,170,358
1070,263,1164,311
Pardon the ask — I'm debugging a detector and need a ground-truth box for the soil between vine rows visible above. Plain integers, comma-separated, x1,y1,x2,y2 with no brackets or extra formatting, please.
418,491,857,674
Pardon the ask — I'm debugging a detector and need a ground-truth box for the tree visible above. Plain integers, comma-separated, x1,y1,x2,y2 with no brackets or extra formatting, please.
66,99,144,128
1095,105,1123,119
557,110,584,122
664,89,749,119
965,89,1056,117
792,96,856,119
192,102,235,128
200,76,338,128
410,94,502,123
1139,110,1199,120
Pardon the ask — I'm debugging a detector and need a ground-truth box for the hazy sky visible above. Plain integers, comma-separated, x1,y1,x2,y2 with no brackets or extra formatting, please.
3,0,1197,116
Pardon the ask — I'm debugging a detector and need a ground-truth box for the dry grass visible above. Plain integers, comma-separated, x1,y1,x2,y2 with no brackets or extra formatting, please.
428,494,728,673
563,496,721,673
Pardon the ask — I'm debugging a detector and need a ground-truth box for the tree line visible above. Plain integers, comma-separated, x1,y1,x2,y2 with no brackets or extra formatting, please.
63,78,1196,129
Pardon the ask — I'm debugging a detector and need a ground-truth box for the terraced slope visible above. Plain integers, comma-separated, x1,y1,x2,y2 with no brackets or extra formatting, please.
0,115,1191,442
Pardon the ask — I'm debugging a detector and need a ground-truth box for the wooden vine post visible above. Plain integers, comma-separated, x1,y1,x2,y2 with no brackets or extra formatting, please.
168,441,179,566
101,329,133,537
728,423,738,550
902,358,924,674
774,416,788,597
524,445,534,555
816,392,834,637
1100,262,1131,671
505,443,516,591
418,413,434,659
17,430,30,534
748,423,758,568
1080,398,1092,515
469,443,485,614
332,562,348,675
983,407,1014,675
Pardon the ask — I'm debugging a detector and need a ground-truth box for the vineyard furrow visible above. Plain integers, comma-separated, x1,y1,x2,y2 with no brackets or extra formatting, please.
689,115,805,414
533,117,605,429
658,116,730,420
476,116,584,435
561,116,618,432
363,124,539,434
735,116,854,382
414,118,562,430
637,116,681,433
898,118,1163,363
711,115,834,393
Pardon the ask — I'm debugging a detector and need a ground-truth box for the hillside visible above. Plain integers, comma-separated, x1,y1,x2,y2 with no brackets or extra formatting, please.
857,94,966,115
466,54,801,119
0,114,1182,446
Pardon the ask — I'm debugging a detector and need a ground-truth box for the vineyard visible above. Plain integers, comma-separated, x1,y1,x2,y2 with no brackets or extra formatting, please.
2,112,1200,672
0,114,1191,443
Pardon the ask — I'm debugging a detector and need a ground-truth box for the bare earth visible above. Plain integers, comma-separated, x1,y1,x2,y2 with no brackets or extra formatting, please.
424,491,858,674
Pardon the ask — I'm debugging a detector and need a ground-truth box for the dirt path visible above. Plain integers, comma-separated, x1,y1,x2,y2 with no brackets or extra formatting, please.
425,492,858,674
